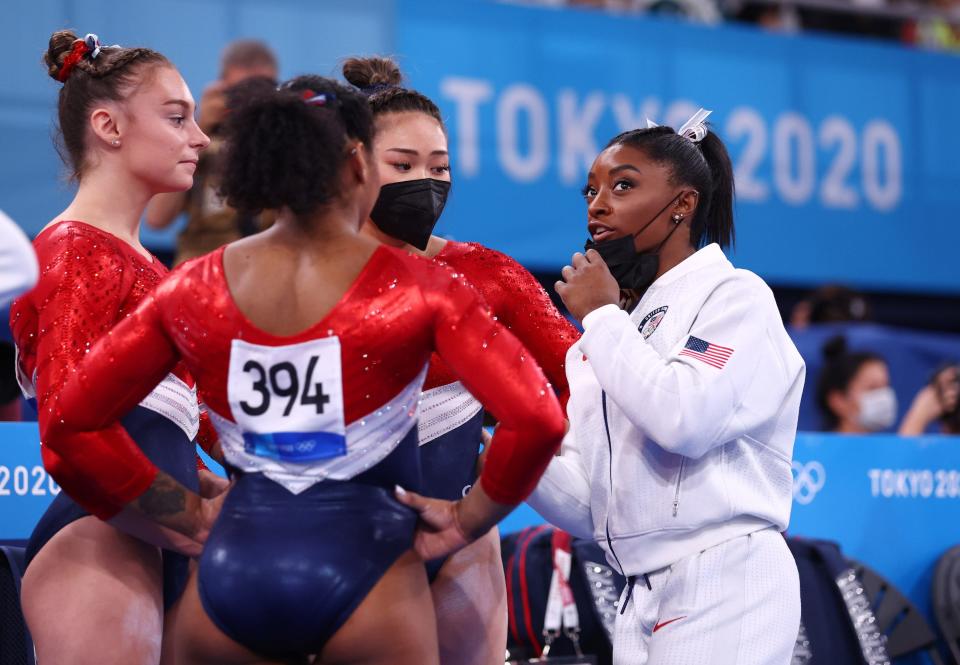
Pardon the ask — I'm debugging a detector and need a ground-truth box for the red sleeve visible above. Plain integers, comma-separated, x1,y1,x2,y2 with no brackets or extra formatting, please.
424,265,565,505
466,247,579,412
39,283,180,519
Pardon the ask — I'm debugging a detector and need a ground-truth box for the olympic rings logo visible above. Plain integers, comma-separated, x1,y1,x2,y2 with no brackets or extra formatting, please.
792,461,826,505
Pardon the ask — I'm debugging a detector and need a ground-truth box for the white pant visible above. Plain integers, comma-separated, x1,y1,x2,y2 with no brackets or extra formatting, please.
613,527,800,665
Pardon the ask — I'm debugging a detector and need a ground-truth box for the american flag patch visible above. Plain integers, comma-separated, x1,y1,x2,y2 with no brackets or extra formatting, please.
679,336,734,370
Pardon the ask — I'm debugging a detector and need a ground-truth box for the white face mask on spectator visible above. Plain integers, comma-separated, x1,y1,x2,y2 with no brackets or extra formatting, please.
858,387,897,431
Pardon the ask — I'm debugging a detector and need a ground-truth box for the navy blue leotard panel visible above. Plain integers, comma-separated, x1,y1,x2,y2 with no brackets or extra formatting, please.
197,426,421,659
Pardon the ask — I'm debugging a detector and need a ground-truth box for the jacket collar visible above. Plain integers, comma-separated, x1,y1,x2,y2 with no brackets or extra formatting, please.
650,243,729,290
630,244,731,317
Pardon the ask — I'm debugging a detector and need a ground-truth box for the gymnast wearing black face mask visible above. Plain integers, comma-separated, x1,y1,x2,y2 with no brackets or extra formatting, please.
575,113,729,307
583,189,690,298
343,56,579,665
539,113,805,665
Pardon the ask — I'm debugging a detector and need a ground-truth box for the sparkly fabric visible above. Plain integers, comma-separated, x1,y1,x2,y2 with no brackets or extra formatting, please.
426,241,579,410
9,221,195,518
47,245,565,508
195,411,220,458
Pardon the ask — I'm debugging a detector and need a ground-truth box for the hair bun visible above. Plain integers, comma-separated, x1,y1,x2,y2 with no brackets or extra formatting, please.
822,334,848,361
44,29,81,82
342,56,402,90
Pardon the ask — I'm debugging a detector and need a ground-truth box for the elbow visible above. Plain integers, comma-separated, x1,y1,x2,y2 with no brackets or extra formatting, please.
527,468,594,539
639,414,718,460
38,410,62,451
532,399,566,454
38,395,89,450
40,445,72,489
39,418,73,463
501,393,566,455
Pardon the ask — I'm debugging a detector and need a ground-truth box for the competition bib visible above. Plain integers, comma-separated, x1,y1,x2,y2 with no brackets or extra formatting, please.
227,337,346,463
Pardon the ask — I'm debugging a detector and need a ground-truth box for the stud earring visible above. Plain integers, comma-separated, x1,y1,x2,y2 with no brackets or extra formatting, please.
112,139,120,146
672,213,684,223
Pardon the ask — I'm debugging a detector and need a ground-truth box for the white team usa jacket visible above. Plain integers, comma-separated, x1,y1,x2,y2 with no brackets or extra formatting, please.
528,243,805,577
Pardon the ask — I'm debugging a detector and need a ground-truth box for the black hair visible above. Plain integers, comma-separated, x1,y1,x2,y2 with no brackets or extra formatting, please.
44,29,170,180
219,74,375,218
816,335,885,430
605,124,735,249
342,56,444,128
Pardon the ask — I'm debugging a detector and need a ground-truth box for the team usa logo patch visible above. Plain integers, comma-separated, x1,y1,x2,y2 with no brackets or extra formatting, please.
638,306,668,339
679,336,734,369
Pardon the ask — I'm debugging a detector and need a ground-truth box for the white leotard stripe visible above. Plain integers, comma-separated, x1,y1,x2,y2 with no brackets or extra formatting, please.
417,381,482,446
209,365,428,494
138,374,200,440
17,359,199,441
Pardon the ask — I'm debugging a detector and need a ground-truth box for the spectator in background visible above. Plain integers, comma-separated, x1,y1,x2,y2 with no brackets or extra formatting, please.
817,335,897,433
900,365,960,435
728,0,800,32
1,209,39,308
146,39,278,265
902,0,960,51
790,284,872,330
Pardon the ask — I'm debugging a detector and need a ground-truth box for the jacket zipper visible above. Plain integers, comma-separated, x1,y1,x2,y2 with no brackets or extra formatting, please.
673,459,685,517
601,392,627,577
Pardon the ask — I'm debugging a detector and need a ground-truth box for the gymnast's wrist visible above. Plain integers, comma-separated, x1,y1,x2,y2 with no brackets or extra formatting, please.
455,483,513,541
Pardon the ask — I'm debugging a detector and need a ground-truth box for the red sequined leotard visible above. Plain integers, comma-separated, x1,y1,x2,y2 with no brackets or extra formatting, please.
415,241,578,508
425,241,578,406
10,221,216,517
40,245,565,517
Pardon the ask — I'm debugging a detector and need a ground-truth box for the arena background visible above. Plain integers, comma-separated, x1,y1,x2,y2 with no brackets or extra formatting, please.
2,0,959,660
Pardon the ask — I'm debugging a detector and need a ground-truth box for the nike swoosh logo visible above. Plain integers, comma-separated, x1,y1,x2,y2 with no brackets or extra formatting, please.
653,616,687,633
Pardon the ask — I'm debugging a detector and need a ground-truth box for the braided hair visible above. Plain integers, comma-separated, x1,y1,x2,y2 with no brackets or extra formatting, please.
44,29,170,180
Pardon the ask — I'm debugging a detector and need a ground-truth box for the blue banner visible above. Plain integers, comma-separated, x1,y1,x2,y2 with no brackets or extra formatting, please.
398,0,960,294
0,423,63,539
789,433,960,624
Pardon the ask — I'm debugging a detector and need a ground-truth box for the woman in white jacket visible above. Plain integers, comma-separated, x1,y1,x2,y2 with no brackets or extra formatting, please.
529,111,805,665
0,210,38,308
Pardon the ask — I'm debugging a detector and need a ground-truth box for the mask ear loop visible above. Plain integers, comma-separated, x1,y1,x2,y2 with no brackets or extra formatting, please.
628,190,684,248
628,191,682,243
653,212,684,253
651,189,698,253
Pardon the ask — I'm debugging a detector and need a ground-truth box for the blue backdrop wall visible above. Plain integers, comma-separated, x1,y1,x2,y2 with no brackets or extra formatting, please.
4,1,960,294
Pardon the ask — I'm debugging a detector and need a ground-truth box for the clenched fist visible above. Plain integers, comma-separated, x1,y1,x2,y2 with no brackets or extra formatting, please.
555,249,620,323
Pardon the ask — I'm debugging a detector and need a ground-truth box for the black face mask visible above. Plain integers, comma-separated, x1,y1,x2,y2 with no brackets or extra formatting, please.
370,178,451,251
584,192,684,293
